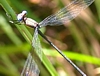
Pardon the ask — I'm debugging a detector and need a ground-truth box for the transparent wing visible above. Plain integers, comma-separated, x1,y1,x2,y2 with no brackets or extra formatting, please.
21,26,43,76
39,0,94,27
21,53,40,76
32,27,43,60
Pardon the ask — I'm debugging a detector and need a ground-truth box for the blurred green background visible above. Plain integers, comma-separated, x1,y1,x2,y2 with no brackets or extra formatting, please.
0,0,100,76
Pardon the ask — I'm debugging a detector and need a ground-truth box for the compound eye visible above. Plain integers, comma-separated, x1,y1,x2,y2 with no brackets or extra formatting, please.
17,14,23,21
17,11,27,21
22,10,27,15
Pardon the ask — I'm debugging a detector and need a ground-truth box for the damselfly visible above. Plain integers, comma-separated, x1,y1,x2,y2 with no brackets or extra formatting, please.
11,0,95,76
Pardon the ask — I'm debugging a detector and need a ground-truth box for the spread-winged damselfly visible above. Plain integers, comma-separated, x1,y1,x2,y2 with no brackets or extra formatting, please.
10,0,95,76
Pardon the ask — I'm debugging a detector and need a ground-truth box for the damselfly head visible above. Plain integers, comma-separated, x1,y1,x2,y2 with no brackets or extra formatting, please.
17,10,27,21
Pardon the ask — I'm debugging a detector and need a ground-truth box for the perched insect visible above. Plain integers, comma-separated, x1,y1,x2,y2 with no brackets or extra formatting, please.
9,0,95,76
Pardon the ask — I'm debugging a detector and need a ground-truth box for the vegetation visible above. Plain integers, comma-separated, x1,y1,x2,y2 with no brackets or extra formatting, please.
0,0,100,76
